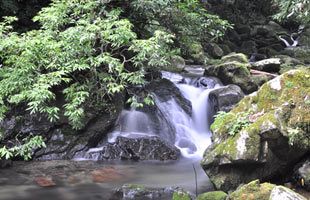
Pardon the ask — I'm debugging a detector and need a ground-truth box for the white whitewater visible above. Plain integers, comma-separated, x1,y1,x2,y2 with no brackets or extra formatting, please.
108,109,155,142
107,71,221,159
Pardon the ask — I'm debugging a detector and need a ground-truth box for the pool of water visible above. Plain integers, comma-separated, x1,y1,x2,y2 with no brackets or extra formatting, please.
0,158,213,200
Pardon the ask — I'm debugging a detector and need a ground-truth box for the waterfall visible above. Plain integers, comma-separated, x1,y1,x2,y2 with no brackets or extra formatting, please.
107,71,222,159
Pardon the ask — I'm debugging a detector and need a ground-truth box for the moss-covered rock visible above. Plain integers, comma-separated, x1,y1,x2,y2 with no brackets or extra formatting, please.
172,190,191,200
202,69,310,192
229,180,275,200
187,42,208,64
204,61,258,94
197,191,227,200
221,53,248,64
269,186,307,200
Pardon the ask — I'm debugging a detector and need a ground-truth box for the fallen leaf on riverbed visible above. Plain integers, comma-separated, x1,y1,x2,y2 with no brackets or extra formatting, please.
34,176,56,187
91,167,124,183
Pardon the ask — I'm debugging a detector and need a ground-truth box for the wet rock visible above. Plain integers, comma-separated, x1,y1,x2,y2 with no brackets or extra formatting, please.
202,69,310,191
100,136,181,161
112,184,193,200
294,159,310,191
209,84,244,112
197,191,227,200
251,58,281,72
146,78,192,116
193,77,221,89
270,186,307,200
204,61,258,94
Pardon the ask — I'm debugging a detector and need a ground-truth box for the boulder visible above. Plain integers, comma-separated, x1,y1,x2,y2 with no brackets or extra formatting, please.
112,184,193,200
204,43,224,59
197,191,227,200
229,180,276,200
251,58,281,72
97,136,181,161
281,47,310,64
187,43,208,64
269,186,307,200
293,159,310,191
204,61,258,94
209,85,244,112
221,53,248,64
228,180,307,200
201,69,310,191
170,55,186,71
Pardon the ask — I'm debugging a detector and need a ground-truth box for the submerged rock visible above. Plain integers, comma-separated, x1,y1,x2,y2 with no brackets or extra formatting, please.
202,69,310,191
112,184,193,200
99,136,180,161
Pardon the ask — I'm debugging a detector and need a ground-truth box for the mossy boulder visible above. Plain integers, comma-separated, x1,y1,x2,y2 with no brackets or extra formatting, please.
221,53,248,64
187,43,208,64
197,191,227,200
281,47,310,64
113,185,193,200
229,180,275,200
204,61,258,94
202,69,310,192
229,180,307,200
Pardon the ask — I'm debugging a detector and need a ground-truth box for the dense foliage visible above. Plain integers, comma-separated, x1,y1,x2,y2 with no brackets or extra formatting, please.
0,0,230,159
273,0,310,24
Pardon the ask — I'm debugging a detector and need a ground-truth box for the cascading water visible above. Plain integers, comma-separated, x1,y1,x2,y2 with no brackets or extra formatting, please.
107,71,222,159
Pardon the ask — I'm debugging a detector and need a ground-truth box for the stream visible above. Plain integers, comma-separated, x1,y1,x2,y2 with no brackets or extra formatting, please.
0,70,223,200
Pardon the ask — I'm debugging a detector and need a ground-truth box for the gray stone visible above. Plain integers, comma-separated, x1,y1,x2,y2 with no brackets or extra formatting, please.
251,58,281,72
269,186,307,200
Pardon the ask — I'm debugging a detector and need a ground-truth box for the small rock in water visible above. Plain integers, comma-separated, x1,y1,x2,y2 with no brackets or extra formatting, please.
34,176,56,187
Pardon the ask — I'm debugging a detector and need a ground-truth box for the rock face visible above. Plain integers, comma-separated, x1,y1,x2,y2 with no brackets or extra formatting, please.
251,58,281,72
86,136,181,161
201,69,310,192
112,184,193,200
0,95,124,160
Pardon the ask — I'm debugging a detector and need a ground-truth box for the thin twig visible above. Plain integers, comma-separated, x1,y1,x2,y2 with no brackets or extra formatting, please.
192,164,198,197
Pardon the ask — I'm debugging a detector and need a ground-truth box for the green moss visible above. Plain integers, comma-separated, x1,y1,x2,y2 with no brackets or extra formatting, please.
197,191,227,200
221,53,248,63
172,191,191,200
229,180,275,200
124,184,146,190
